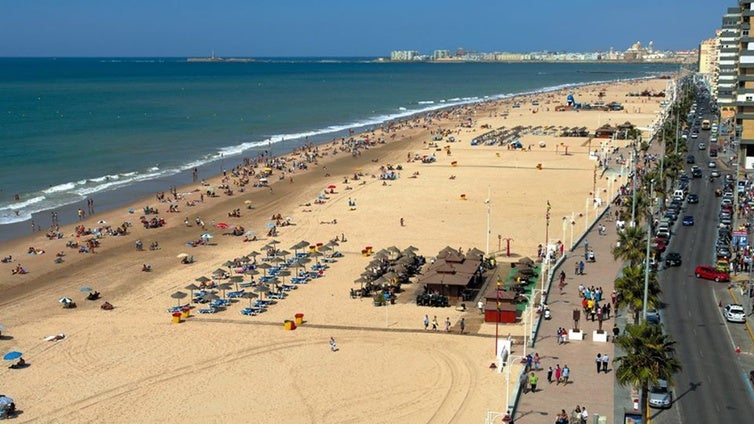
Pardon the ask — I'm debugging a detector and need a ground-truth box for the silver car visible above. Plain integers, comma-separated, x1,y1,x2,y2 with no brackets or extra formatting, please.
648,379,672,408
724,304,746,323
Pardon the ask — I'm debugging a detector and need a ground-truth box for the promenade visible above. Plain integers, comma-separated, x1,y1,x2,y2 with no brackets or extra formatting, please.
513,142,666,424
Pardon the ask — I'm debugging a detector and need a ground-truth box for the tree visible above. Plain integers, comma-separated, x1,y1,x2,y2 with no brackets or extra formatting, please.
615,323,682,424
614,265,661,323
612,226,647,267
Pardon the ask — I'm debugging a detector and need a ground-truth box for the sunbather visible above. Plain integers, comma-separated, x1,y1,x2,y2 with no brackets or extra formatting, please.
101,301,114,310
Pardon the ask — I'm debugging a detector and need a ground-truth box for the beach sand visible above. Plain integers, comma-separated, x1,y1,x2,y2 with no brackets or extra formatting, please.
0,78,669,423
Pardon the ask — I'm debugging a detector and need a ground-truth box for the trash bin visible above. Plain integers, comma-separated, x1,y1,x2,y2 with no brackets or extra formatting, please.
171,312,182,324
284,320,296,330
294,313,304,325
181,307,191,319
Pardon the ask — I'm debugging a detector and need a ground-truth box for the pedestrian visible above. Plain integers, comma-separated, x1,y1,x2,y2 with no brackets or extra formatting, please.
431,315,438,331
596,353,602,373
612,323,620,342
460,317,466,334
574,261,579,275
584,239,589,253
533,352,540,371
578,260,585,275
400,217,404,226
547,366,553,383
562,365,570,385
580,406,589,424
478,299,484,314
529,372,539,393
601,353,609,373
525,354,533,372
554,364,562,385
556,327,562,345
444,317,451,332
329,337,338,352
423,314,429,330
611,290,617,305
605,303,611,319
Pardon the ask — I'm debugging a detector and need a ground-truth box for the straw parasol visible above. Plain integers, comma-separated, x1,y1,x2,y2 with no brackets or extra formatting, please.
184,283,201,299
241,291,259,307
170,291,187,307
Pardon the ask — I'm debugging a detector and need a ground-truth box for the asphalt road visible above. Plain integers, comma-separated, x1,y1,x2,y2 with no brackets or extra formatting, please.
654,112,754,423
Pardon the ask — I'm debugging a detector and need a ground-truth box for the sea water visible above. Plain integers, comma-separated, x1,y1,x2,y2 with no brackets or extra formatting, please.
0,57,676,238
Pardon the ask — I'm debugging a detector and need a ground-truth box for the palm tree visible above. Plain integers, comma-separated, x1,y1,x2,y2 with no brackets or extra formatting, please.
613,226,647,267
615,323,682,423
614,265,661,323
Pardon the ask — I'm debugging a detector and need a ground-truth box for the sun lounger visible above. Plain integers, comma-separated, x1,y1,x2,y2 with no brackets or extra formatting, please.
267,292,286,300
211,299,230,309
281,284,296,291
167,304,190,313
240,308,257,316
295,252,308,258
291,277,308,284
239,281,254,288
259,275,276,283
198,307,217,314
227,290,245,298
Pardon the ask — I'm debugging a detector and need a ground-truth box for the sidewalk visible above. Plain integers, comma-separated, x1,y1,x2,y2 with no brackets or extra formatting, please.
512,205,624,423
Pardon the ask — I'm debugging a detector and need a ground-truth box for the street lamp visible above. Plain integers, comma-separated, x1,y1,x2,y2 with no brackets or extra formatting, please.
642,179,655,322
485,190,491,256
503,354,527,418
495,278,503,356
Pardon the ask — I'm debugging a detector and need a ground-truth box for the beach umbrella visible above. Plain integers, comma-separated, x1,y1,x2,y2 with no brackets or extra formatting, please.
248,250,260,257
215,222,229,229
518,257,534,265
253,284,269,299
266,222,276,228
0,396,13,408
2,351,22,361
269,257,285,264
257,262,272,276
327,184,336,189
241,291,259,307
195,276,210,284
217,283,233,299
277,250,291,258
244,269,260,277
184,283,200,299
223,260,235,269
176,253,189,259
229,275,244,290
326,240,339,247
212,268,227,277
170,291,187,307
405,245,419,252
244,230,256,237
79,286,93,293
268,239,280,245
243,200,252,205
58,297,73,304
202,292,220,305
201,233,213,239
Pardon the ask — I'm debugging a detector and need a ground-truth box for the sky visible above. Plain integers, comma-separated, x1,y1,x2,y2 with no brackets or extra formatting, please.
0,0,733,57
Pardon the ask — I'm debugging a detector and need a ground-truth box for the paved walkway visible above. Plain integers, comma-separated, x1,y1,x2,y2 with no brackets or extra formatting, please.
512,203,625,423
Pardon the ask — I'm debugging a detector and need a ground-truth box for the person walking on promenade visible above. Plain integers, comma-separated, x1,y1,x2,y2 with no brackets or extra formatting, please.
596,353,602,373
329,337,338,352
533,352,540,371
459,317,466,334
555,364,562,385
529,372,539,393
578,260,585,275
574,261,579,275
444,317,451,332
423,314,429,330
562,365,570,385
601,353,609,373
478,299,484,314
547,366,553,383
431,315,438,331
612,324,620,342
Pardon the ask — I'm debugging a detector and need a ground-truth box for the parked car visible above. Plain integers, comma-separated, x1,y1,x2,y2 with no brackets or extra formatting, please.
724,304,746,323
648,379,673,408
682,215,694,226
711,170,721,178
694,265,730,282
708,161,717,168
687,194,699,204
665,252,682,267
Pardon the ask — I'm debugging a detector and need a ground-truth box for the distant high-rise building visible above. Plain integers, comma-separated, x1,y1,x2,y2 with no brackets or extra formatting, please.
718,7,741,108
390,50,421,61
699,36,718,75
735,0,754,169
433,50,451,60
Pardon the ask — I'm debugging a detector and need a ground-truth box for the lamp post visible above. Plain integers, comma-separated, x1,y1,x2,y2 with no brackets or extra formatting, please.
562,217,567,251
504,354,526,418
485,190,492,256
570,215,576,250
642,179,655,322
631,143,638,227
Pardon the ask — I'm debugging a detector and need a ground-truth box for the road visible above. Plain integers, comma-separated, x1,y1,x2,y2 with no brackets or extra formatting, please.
654,107,754,423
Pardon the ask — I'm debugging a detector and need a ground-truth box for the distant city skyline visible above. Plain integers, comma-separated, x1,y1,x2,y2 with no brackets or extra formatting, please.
0,0,730,57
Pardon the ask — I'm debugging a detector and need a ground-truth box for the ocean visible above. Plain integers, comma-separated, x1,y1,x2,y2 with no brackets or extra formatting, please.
0,57,677,241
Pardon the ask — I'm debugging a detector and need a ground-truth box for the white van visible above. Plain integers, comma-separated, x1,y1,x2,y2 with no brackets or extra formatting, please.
673,189,685,201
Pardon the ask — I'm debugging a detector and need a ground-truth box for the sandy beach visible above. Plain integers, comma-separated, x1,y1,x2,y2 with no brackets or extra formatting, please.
0,78,669,423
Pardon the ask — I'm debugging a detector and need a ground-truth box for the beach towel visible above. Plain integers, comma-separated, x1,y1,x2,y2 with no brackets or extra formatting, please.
44,333,66,342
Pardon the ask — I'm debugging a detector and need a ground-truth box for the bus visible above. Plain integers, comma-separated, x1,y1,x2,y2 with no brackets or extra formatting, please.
701,119,711,130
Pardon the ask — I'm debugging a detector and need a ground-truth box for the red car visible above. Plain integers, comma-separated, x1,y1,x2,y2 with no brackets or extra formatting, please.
694,265,730,282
